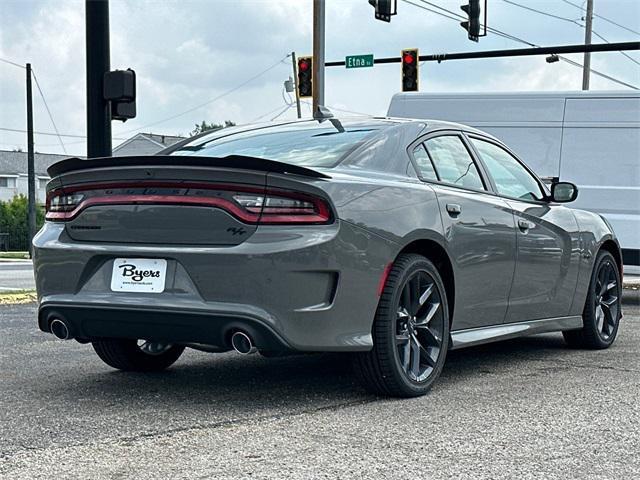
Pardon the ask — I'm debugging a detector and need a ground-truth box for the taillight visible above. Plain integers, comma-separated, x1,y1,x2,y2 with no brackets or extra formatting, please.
45,182,332,225
233,193,330,224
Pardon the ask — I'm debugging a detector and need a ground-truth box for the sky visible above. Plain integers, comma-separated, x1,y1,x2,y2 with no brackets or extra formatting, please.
0,0,639,156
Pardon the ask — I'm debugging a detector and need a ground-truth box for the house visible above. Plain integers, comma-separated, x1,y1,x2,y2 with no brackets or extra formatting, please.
0,132,186,205
113,133,185,156
0,150,70,204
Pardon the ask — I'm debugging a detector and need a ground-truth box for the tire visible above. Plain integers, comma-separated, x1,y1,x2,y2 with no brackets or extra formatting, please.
563,250,622,349
355,254,450,398
92,338,185,372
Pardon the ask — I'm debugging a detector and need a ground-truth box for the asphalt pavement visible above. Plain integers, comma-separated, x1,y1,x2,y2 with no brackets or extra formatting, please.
0,262,34,291
1,300,638,479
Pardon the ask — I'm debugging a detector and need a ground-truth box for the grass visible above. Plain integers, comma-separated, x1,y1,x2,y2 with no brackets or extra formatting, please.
0,289,37,305
0,251,30,260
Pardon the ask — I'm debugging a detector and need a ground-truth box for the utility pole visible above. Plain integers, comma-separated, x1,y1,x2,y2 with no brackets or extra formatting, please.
312,0,325,117
25,63,36,258
86,0,112,158
291,51,302,119
582,0,594,90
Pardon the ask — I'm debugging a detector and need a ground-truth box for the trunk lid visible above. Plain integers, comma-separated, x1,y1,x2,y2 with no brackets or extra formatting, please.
46,155,329,246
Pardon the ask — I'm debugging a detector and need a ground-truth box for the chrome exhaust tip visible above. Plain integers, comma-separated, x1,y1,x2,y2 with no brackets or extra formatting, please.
231,331,257,355
50,318,72,340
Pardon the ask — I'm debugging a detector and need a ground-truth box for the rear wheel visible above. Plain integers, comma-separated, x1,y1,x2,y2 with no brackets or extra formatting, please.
92,339,185,371
355,254,449,398
563,250,621,349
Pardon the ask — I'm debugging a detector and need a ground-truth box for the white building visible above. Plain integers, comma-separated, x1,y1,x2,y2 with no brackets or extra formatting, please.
0,150,69,204
0,133,186,204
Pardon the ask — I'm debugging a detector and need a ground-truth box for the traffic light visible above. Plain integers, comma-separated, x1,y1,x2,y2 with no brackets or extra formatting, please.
297,56,313,98
401,49,419,92
460,0,481,42
368,0,397,22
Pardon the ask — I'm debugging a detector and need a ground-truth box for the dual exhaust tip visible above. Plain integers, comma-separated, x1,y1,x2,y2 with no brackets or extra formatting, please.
50,318,257,355
230,331,257,355
50,318,72,340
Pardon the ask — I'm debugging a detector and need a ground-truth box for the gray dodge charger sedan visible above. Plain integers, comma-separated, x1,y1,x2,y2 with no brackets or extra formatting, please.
33,117,623,397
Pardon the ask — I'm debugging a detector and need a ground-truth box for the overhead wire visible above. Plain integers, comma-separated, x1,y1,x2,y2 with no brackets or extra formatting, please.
502,0,640,68
560,0,640,36
30,69,67,153
117,54,291,135
402,0,639,89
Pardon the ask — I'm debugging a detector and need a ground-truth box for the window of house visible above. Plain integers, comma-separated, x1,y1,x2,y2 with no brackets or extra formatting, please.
0,177,16,188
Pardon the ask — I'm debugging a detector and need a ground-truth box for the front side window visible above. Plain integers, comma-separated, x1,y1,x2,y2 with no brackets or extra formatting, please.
424,136,485,190
470,138,545,201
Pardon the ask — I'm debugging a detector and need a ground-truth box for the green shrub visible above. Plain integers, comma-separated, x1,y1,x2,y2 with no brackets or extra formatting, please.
0,195,45,251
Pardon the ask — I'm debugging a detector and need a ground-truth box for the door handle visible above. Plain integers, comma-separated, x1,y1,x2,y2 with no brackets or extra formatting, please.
446,203,462,216
518,218,535,232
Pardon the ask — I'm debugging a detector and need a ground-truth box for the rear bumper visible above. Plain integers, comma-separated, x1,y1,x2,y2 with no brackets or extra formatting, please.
38,302,291,352
33,219,397,351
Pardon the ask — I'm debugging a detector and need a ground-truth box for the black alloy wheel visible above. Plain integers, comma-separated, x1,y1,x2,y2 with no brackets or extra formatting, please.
563,250,622,349
355,254,450,397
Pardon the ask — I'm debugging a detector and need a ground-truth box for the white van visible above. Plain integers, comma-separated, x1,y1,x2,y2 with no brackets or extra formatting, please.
388,91,640,272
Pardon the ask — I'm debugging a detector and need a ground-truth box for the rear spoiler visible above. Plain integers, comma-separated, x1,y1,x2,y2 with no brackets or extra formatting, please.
47,155,331,179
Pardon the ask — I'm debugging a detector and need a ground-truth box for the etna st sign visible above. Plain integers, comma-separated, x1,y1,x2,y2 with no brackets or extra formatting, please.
345,54,374,69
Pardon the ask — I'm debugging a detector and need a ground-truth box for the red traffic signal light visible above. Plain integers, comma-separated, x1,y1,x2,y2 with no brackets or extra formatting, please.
401,49,419,92
297,56,313,98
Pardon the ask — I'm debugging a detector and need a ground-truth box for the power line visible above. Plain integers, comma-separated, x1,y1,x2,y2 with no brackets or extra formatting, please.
558,56,637,89
502,0,640,68
591,30,640,67
0,127,126,140
118,55,290,135
560,0,640,36
30,69,67,154
402,0,638,89
0,57,25,69
502,0,582,25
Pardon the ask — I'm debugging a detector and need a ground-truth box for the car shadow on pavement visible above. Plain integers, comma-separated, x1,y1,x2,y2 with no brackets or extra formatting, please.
41,333,576,412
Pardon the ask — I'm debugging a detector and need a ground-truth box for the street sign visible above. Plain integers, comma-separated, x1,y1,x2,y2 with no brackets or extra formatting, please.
346,54,374,69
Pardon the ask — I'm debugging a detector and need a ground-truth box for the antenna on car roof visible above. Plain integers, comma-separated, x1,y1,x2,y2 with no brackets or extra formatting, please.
315,105,345,133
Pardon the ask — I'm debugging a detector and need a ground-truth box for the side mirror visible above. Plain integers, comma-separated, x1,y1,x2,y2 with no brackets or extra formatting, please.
551,181,578,203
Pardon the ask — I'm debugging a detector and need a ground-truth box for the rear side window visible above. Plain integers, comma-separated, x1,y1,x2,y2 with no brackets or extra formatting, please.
424,136,485,190
412,144,438,181
470,138,545,201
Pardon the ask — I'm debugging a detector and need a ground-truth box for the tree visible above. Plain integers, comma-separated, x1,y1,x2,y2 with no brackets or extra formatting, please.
0,195,45,251
190,120,235,136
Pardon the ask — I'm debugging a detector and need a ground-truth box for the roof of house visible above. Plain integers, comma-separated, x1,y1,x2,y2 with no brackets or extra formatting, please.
113,133,186,156
0,150,72,177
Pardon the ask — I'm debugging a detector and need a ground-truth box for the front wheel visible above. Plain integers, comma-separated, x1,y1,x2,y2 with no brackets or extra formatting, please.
355,254,450,398
92,339,185,371
563,250,622,349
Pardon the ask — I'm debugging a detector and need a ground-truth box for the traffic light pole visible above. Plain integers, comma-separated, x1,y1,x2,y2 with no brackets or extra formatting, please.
312,0,325,118
291,51,302,119
86,0,112,158
325,41,640,66
25,63,36,258
582,0,594,90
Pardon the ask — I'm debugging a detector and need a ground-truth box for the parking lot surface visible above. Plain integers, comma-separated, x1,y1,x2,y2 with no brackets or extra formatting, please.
1,300,639,479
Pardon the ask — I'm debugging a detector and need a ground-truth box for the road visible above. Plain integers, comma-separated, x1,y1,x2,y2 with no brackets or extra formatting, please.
0,262,34,291
1,300,638,479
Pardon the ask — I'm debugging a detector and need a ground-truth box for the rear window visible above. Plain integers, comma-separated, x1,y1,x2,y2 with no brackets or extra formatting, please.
171,123,383,168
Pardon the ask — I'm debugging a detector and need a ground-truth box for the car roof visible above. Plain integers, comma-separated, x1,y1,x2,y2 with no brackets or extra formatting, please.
161,115,499,156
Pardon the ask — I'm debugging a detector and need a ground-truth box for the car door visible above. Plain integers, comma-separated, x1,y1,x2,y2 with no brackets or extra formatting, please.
411,133,517,331
467,135,581,324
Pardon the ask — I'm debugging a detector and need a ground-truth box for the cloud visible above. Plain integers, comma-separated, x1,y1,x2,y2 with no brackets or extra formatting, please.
1,0,638,156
